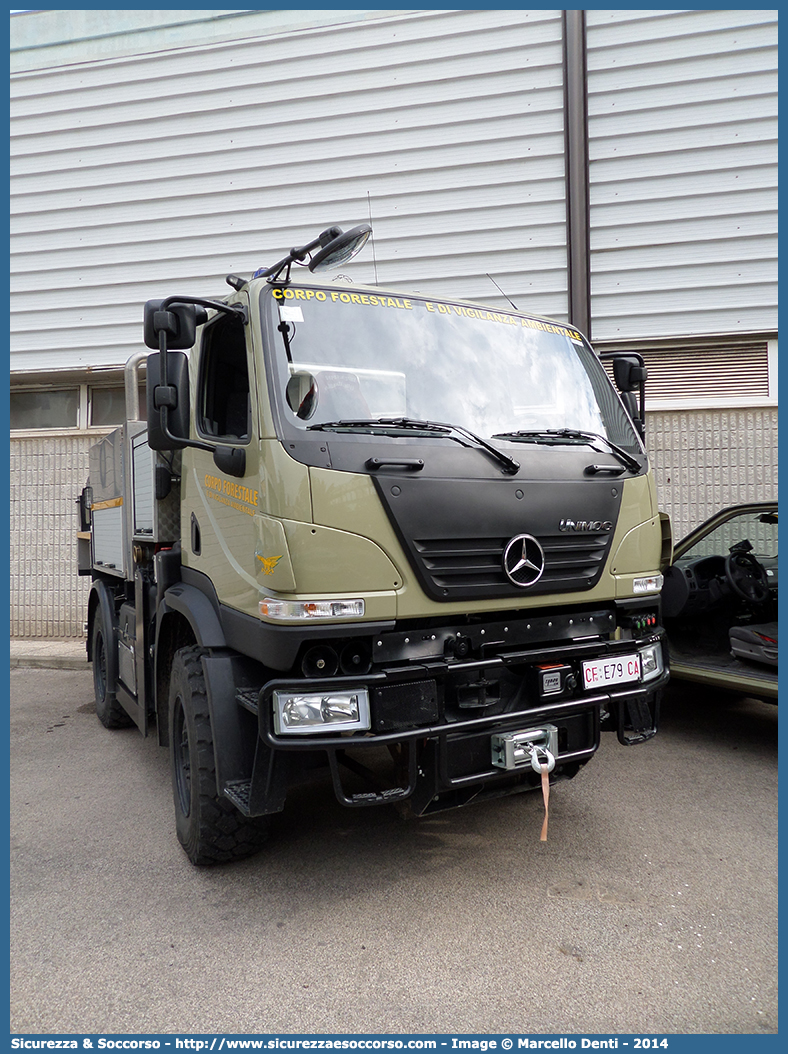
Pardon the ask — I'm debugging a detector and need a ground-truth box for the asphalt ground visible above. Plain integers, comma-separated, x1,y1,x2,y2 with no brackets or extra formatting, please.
10,662,777,1036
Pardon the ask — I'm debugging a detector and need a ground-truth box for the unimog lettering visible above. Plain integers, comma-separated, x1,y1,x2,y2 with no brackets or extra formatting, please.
559,519,614,533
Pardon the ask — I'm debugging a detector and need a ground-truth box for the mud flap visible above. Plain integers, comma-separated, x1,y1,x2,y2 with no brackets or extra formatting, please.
616,691,660,745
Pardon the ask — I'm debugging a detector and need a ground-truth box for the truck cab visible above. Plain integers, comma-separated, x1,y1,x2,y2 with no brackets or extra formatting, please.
80,225,671,864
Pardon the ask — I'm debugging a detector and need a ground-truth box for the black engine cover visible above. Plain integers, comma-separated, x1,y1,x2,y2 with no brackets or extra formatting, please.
372,469,623,603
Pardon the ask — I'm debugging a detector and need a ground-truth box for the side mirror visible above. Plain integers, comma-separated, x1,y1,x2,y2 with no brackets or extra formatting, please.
286,371,318,420
146,352,190,450
144,300,207,350
620,390,639,422
155,465,173,500
213,445,246,478
600,351,648,440
77,486,92,531
308,224,372,273
613,355,648,393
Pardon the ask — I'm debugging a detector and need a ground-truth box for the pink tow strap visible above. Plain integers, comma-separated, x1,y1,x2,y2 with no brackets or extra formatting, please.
540,763,550,841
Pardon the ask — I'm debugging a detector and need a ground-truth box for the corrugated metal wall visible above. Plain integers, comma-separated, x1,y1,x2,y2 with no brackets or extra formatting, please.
585,9,779,547
586,8,778,340
10,8,568,373
12,7,779,363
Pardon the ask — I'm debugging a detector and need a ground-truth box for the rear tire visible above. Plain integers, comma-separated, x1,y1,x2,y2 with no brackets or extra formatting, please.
168,646,270,866
92,608,132,729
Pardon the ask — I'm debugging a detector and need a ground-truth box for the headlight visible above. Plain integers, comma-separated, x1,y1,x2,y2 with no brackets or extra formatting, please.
273,688,371,735
639,642,664,682
260,597,365,621
633,574,664,594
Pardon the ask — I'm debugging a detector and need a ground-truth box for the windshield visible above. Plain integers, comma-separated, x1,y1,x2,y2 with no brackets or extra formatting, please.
680,509,778,562
265,286,640,452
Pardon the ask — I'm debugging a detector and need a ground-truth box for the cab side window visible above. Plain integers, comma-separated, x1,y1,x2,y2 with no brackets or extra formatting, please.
198,314,251,440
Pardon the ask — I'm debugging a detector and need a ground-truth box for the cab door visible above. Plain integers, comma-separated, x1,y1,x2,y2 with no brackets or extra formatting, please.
180,297,264,618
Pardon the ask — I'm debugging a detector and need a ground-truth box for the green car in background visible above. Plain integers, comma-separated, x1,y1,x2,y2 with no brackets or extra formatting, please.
662,502,778,702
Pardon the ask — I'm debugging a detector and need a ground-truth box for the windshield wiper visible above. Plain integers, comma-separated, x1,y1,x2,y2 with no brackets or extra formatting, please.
492,428,642,474
308,417,520,475
308,417,440,432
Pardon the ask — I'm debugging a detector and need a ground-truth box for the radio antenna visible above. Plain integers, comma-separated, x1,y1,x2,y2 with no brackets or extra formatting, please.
367,191,379,285
487,273,519,312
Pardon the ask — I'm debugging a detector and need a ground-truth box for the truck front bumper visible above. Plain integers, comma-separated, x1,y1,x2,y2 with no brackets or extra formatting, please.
241,633,668,816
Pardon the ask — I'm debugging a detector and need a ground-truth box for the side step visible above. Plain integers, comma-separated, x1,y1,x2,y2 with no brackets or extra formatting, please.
223,779,253,815
235,687,259,714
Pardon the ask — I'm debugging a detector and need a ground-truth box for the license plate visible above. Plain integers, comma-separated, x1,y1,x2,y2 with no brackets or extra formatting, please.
582,654,641,689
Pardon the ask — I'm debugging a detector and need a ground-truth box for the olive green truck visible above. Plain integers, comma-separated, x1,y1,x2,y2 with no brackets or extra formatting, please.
78,224,671,865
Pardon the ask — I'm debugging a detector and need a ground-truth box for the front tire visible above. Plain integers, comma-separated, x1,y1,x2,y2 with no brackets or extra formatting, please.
168,646,269,866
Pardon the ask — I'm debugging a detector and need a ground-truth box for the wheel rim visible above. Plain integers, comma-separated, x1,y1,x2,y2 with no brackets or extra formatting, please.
94,629,107,702
172,696,192,818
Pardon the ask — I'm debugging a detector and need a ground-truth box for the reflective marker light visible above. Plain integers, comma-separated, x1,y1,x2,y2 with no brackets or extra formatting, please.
273,689,371,735
260,597,365,621
639,642,664,682
633,574,664,594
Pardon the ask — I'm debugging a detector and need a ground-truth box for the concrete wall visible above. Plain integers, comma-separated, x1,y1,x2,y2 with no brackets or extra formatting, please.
647,407,779,544
9,408,778,638
10,433,97,638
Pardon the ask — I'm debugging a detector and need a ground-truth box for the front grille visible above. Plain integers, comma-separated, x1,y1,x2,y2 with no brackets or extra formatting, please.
414,537,507,589
414,533,609,596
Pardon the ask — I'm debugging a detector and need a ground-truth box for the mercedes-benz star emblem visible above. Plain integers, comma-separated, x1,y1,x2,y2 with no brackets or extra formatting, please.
502,534,545,588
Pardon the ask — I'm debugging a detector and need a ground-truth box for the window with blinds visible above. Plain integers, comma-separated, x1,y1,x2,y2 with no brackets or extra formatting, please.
600,340,773,408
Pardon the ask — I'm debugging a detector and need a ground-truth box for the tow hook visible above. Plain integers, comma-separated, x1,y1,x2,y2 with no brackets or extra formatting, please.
525,742,556,774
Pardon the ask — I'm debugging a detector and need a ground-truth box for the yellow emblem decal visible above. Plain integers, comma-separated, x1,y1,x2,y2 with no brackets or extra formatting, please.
256,553,283,575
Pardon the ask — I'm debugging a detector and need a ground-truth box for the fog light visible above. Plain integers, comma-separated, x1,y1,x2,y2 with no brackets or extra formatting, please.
260,597,365,621
639,642,664,682
633,574,664,594
273,688,371,735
